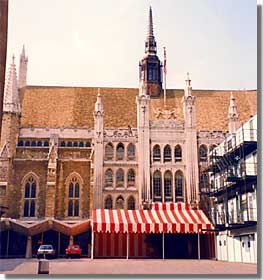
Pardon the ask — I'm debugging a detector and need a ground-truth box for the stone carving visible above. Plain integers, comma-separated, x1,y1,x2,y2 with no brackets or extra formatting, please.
154,107,177,120
198,130,226,140
104,128,138,140
150,120,184,129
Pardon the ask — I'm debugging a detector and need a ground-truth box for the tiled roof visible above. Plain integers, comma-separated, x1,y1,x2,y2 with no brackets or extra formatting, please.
20,86,257,131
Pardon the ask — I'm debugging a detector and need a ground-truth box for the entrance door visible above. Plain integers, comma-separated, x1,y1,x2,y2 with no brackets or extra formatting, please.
164,234,197,259
233,236,241,262
241,236,251,263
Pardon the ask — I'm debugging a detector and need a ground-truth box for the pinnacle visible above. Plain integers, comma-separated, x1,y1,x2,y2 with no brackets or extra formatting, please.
3,56,20,113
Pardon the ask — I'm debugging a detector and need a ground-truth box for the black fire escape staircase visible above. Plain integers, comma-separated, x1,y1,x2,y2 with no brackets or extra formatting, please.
207,125,257,232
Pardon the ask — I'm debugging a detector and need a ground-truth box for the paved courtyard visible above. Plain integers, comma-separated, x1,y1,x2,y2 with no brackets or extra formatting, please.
0,258,257,275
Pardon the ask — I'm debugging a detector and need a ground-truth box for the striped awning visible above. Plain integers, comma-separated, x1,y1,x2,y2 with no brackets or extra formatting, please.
92,207,213,234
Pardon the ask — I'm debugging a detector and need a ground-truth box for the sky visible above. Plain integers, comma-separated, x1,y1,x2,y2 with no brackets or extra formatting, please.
6,0,257,90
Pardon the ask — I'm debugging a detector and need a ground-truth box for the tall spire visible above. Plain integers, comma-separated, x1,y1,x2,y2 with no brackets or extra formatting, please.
145,6,157,55
228,92,240,133
3,55,21,113
18,44,28,88
148,6,154,37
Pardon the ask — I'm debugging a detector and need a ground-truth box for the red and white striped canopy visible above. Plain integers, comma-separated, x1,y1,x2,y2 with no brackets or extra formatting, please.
153,202,191,210
92,207,213,234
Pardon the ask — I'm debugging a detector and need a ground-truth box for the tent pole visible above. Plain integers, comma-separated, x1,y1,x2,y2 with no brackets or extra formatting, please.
162,233,165,259
126,232,129,260
198,233,200,260
6,229,9,258
91,229,94,259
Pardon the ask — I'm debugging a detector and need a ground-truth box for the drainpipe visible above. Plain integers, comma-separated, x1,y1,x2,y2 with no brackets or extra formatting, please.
91,230,94,259
162,232,165,259
126,233,129,260
197,228,201,260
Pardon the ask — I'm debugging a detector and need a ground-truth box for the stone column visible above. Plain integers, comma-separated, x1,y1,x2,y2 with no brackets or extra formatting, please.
69,235,74,246
25,236,32,258
46,135,58,217
93,91,104,209
87,244,91,258
136,93,151,207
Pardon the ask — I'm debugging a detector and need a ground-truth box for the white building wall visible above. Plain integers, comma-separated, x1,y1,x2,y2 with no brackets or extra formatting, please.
216,232,257,263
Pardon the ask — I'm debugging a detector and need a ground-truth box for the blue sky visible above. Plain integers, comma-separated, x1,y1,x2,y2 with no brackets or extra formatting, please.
6,0,257,90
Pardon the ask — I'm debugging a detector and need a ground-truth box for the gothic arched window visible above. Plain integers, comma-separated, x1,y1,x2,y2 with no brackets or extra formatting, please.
105,169,113,188
127,169,135,187
199,145,208,162
153,145,161,162
164,171,172,201
175,171,184,200
68,176,81,217
23,175,37,217
25,140,30,147
116,143,125,160
174,145,182,162
18,140,24,146
153,171,162,201
86,141,91,147
105,196,113,209
127,143,136,160
116,196,124,209
127,196,135,210
105,143,114,160
73,141,78,147
116,169,124,187
164,145,172,162
37,141,43,147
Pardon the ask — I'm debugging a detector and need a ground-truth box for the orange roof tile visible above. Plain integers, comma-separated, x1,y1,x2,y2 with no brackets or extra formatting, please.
20,86,257,131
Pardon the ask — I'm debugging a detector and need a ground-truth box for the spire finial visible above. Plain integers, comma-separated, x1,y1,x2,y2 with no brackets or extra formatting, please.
148,6,154,37
98,87,101,97
228,91,239,133
12,54,15,64
185,72,191,86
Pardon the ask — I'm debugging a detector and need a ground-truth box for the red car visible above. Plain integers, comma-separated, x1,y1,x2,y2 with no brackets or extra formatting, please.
65,244,82,258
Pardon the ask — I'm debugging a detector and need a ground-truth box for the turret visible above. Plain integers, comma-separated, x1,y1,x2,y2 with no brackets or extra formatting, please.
93,89,104,208
228,92,240,134
182,73,199,205
183,73,196,129
18,45,28,89
3,55,21,114
136,79,151,208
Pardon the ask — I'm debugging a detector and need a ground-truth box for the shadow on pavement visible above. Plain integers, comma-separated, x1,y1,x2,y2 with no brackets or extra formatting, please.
0,259,26,272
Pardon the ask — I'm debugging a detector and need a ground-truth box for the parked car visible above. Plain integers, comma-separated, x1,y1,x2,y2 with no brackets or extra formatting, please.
37,244,55,259
65,244,82,258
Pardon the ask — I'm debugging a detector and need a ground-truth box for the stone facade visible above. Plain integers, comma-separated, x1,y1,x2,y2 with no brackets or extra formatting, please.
0,7,257,258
